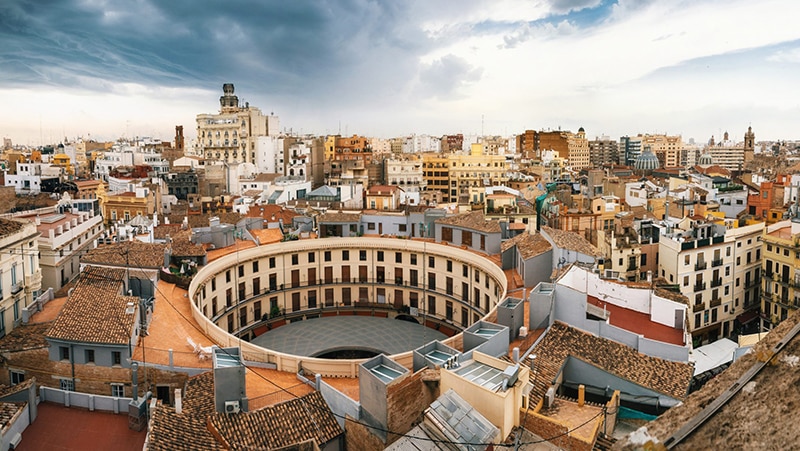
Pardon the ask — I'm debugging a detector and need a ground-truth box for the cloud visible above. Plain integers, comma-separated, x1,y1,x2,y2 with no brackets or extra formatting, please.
549,0,604,14
766,47,800,63
415,54,483,100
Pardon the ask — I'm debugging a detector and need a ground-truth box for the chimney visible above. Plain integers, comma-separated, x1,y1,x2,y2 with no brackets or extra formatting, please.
174,388,182,414
578,384,585,407
131,362,139,401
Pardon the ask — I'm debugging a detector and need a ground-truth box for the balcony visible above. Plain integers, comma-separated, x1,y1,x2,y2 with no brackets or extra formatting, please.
692,303,704,313
694,282,706,292
10,282,23,295
695,261,707,271
711,259,723,267
710,278,723,288
709,298,722,308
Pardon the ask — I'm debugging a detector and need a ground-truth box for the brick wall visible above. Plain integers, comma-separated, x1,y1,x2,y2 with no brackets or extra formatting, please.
386,368,439,445
345,415,385,451
522,412,593,451
1,348,188,400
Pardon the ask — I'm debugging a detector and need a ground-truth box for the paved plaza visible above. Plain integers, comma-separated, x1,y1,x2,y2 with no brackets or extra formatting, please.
250,315,448,357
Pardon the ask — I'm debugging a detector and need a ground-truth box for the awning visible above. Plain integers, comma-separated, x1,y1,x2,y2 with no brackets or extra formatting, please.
736,310,759,325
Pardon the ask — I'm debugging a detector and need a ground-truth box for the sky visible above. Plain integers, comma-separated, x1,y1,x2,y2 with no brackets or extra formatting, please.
1,0,799,146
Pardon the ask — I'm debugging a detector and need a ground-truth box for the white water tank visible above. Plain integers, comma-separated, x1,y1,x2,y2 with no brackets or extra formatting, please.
519,326,528,337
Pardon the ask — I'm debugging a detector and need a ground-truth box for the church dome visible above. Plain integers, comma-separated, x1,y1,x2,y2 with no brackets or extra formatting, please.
634,147,660,171
698,151,713,167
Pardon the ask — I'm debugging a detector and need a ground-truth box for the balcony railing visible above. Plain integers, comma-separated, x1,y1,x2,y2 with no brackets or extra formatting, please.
694,282,706,292
709,298,722,308
710,278,723,288
692,303,704,313
711,259,723,267
695,262,707,271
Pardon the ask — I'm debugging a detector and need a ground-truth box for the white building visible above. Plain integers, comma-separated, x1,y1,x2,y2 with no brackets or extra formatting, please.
5,162,61,194
195,83,280,165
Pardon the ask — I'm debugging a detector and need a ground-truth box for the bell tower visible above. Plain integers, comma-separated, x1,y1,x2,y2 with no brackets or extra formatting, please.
219,83,239,113
743,126,755,163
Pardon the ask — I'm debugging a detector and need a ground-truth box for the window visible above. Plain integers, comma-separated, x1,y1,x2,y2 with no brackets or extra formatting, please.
428,256,435,268
9,370,24,386
85,349,95,364
684,255,690,265
292,254,299,265
342,250,350,261
359,250,367,261
60,379,74,392
428,273,436,290
226,270,231,283
253,261,259,272
269,257,276,268
447,260,453,272
112,351,121,366
463,265,468,278
442,227,453,243
480,235,486,250
10,265,16,286
111,384,125,398
238,265,244,278
308,252,315,263
377,251,384,262
427,295,436,315
324,251,332,262
211,278,216,291
308,290,317,309
60,346,70,361
683,276,689,287
395,252,402,263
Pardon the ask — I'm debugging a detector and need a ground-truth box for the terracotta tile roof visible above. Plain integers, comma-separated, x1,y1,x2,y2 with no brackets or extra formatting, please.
153,224,183,240
0,379,34,399
530,322,692,401
366,184,400,195
46,266,137,345
73,179,102,188
242,189,263,198
541,226,603,258
81,241,167,268
252,173,281,183
147,372,223,451
436,211,501,233
318,212,361,223
209,391,342,450
0,322,50,352
0,403,24,429
501,231,552,259
170,238,207,258
244,205,299,224
251,228,284,245
168,212,243,229
0,218,25,239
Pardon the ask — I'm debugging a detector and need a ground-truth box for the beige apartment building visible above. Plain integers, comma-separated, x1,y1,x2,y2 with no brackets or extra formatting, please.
195,83,280,164
447,144,508,204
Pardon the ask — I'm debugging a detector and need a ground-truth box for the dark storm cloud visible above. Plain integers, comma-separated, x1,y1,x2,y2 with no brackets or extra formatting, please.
0,0,433,102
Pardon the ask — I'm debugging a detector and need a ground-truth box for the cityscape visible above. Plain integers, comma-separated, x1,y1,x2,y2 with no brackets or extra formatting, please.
1,1,800,450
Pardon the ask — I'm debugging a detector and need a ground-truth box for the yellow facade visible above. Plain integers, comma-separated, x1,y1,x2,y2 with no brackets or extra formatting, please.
422,153,450,201
761,221,800,328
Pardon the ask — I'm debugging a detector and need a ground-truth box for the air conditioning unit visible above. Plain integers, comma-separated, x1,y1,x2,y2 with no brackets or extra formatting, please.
224,400,240,414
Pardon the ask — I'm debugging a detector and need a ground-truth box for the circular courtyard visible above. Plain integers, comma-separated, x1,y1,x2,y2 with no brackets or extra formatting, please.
249,315,447,358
